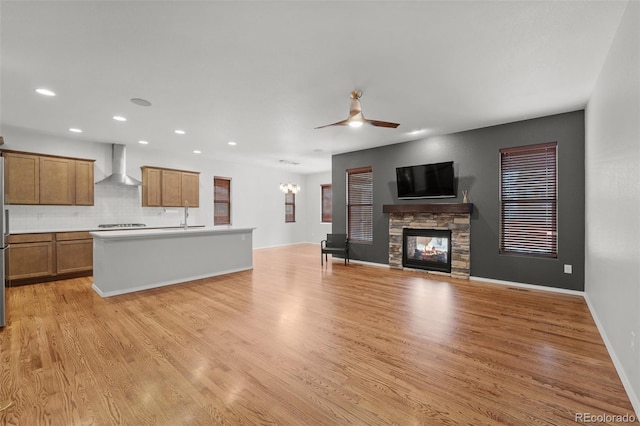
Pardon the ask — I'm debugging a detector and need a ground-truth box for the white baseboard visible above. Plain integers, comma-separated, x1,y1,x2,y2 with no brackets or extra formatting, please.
583,294,640,419
253,242,308,250
469,275,584,296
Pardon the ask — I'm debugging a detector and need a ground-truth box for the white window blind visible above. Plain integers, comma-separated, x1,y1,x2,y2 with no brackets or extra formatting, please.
500,142,557,257
347,166,373,243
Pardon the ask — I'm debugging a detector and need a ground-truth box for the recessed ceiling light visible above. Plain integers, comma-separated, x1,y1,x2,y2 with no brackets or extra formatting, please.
409,129,425,135
227,141,237,146
193,150,202,154
138,140,149,145
69,128,82,133
130,98,152,107
113,115,127,122
174,129,186,135
35,88,56,96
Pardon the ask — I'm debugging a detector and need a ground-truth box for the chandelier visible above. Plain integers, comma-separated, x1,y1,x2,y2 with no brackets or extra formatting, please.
279,160,301,194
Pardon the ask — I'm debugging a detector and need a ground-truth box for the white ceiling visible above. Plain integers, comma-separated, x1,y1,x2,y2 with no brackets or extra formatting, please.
0,1,628,174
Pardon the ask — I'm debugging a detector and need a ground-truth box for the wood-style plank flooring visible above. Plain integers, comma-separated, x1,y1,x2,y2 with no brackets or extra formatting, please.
0,244,636,425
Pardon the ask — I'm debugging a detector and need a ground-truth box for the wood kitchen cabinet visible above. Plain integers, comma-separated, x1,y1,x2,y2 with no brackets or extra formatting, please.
141,167,162,207
161,169,182,206
181,171,199,207
6,231,93,285
39,156,75,205
3,152,40,204
56,232,93,274
6,233,55,281
1,150,95,205
141,166,200,207
75,160,95,206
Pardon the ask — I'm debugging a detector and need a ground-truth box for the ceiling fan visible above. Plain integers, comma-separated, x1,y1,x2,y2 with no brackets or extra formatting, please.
315,90,400,129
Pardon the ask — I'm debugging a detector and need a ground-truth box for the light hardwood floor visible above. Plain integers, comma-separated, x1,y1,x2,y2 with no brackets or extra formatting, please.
0,244,636,425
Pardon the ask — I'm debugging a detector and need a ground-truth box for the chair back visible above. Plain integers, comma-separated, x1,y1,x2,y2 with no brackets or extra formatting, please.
326,233,347,248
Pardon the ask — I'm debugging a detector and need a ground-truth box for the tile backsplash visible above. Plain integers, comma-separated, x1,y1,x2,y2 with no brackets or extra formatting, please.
7,183,203,232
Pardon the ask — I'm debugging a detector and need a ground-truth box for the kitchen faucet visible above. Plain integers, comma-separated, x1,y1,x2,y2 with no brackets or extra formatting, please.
183,201,189,230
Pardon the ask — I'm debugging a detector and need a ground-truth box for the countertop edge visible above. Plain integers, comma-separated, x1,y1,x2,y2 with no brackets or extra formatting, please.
10,225,208,234
91,227,256,240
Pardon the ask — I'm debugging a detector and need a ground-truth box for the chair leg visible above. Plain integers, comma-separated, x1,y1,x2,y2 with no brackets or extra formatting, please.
321,252,323,265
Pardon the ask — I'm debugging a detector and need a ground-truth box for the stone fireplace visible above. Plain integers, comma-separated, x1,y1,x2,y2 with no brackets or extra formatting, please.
383,203,473,279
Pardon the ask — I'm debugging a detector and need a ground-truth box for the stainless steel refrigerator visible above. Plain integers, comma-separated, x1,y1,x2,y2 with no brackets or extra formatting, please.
0,157,7,328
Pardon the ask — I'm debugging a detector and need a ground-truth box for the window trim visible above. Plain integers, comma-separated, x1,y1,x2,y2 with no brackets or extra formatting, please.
499,142,558,258
321,183,332,223
213,176,231,226
347,166,373,244
285,190,296,223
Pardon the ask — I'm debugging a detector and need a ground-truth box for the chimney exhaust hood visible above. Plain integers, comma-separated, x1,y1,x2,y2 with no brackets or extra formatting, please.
95,143,141,186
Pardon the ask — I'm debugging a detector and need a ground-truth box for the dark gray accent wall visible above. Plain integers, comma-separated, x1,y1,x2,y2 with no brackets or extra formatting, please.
332,110,585,291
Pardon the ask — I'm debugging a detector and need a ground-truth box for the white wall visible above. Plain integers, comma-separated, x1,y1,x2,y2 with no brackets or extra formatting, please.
2,125,312,249
585,0,640,414
303,171,333,243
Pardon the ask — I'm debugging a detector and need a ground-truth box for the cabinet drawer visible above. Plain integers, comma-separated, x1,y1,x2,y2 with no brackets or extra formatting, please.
56,231,92,241
8,233,54,244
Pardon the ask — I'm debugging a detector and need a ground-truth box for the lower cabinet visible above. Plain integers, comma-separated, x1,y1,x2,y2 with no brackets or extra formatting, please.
6,234,55,280
7,231,93,284
56,232,93,274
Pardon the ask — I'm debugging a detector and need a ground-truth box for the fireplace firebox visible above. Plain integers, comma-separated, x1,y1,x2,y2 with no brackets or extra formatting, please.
402,228,452,273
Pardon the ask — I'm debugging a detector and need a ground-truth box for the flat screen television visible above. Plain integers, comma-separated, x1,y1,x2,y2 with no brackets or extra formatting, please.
396,161,455,199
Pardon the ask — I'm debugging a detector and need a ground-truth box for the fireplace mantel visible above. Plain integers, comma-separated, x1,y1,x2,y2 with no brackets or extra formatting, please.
382,203,473,214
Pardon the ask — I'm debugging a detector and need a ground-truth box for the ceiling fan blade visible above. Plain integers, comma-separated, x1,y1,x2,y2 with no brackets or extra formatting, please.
314,118,350,129
366,119,400,128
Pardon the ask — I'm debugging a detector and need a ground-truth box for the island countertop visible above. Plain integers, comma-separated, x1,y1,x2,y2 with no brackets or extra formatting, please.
90,226,254,240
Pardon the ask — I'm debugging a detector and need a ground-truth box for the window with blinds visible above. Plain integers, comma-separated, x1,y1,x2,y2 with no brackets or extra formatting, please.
347,166,373,243
500,142,557,257
321,184,332,223
214,177,231,225
285,190,296,223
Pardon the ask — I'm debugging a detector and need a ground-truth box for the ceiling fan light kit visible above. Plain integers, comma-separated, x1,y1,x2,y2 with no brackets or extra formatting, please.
316,90,400,129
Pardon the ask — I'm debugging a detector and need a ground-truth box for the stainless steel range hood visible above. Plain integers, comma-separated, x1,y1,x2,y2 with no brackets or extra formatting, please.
95,144,141,186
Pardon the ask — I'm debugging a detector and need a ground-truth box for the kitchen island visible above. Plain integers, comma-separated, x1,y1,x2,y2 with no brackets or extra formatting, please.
91,227,254,297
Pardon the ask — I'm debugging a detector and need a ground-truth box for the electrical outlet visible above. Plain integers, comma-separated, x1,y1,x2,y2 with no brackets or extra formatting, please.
563,264,572,274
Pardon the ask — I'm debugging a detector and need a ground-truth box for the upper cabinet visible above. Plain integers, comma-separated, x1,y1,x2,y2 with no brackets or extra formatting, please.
2,151,95,206
74,160,95,206
39,156,75,205
3,152,40,204
141,166,200,207
181,171,199,207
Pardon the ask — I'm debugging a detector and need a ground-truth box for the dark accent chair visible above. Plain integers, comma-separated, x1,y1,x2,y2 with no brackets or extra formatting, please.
321,234,349,265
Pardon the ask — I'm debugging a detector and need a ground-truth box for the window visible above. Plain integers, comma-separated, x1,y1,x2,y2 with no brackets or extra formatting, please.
347,166,373,243
500,142,557,257
285,190,295,223
214,177,231,225
321,184,332,223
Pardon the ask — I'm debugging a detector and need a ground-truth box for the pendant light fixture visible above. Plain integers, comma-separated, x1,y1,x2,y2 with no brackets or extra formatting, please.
279,160,301,194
